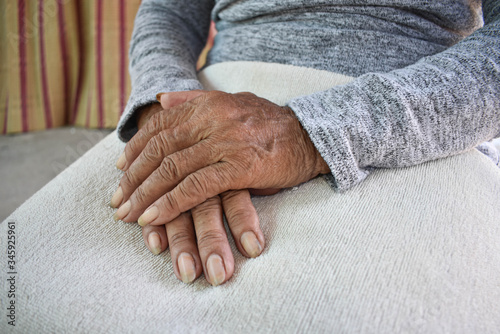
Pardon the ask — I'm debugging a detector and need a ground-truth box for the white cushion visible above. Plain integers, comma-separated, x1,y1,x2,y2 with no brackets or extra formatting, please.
2,61,500,333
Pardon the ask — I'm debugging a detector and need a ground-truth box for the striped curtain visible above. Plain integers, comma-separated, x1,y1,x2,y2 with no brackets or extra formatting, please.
0,0,141,134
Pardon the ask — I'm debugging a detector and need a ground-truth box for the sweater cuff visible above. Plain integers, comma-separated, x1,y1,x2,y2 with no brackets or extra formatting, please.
117,78,203,142
287,95,371,191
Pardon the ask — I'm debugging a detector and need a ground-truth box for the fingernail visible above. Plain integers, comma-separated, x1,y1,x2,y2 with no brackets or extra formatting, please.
178,252,196,284
109,186,123,208
148,232,162,255
156,93,166,102
138,206,159,226
240,231,262,258
113,200,131,221
207,254,225,286
116,152,126,170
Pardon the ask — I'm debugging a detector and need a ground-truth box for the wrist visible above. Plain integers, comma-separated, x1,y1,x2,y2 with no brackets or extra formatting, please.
285,105,331,177
315,152,330,175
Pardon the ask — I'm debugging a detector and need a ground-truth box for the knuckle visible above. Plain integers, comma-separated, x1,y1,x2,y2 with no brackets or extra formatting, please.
225,207,255,229
214,163,238,188
237,91,256,98
197,229,227,248
158,156,181,182
132,186,149,206
184,173,209,197
226,156,252,183
205,196,222,207
205,91,228,106
171,124,186,143
157,130,173,152
162,193,180,214
193,196,222,218
204,138,222,159
149,111,163,129
121,170,138,191
220,190,239,202
207,90,224,98
236,148,253,165
168,231,194,249
144,135,164,161
125,139,137,158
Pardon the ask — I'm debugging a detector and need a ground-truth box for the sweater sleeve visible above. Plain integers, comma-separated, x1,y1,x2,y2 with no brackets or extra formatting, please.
287,0,500,190
117,0,215,142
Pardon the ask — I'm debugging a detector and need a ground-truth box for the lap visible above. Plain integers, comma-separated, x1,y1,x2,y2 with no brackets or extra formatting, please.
2,61,500,333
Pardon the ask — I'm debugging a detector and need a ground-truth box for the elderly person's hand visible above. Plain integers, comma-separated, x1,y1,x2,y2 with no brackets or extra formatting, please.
111,91,270,286
113,90,329,227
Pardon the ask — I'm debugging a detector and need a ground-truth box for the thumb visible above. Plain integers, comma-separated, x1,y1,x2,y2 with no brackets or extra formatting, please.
156,90,208,109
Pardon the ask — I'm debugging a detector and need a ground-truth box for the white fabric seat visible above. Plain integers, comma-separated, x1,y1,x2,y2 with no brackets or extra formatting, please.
2,62,500,333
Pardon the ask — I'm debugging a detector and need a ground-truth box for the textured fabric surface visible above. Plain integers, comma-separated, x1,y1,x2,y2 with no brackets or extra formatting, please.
0,0,140,134
477,141,500,166
2,62,500,333
118,0,500,192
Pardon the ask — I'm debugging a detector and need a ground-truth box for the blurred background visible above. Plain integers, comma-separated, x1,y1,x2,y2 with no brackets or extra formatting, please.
0,0,215,221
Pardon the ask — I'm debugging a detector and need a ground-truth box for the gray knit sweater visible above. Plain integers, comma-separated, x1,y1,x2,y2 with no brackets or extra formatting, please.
118,0,500,190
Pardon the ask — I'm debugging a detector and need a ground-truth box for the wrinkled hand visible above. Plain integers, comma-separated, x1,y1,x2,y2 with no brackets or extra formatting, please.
112,91,267,286
114,90,329,227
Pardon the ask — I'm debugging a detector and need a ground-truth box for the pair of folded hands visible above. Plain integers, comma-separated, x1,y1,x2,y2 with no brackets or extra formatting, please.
110,90,329,286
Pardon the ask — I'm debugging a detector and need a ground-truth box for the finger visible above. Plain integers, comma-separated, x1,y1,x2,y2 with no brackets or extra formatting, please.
142,224,168,255
191,196,234,286
248,188,281,196
115,103,164,172
117,123,203,206
220,190,265,258
158,90,207,110
165,212,203,284
120,90,210,172
136,162,235,226
120,101,198,172
117,140,223,223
